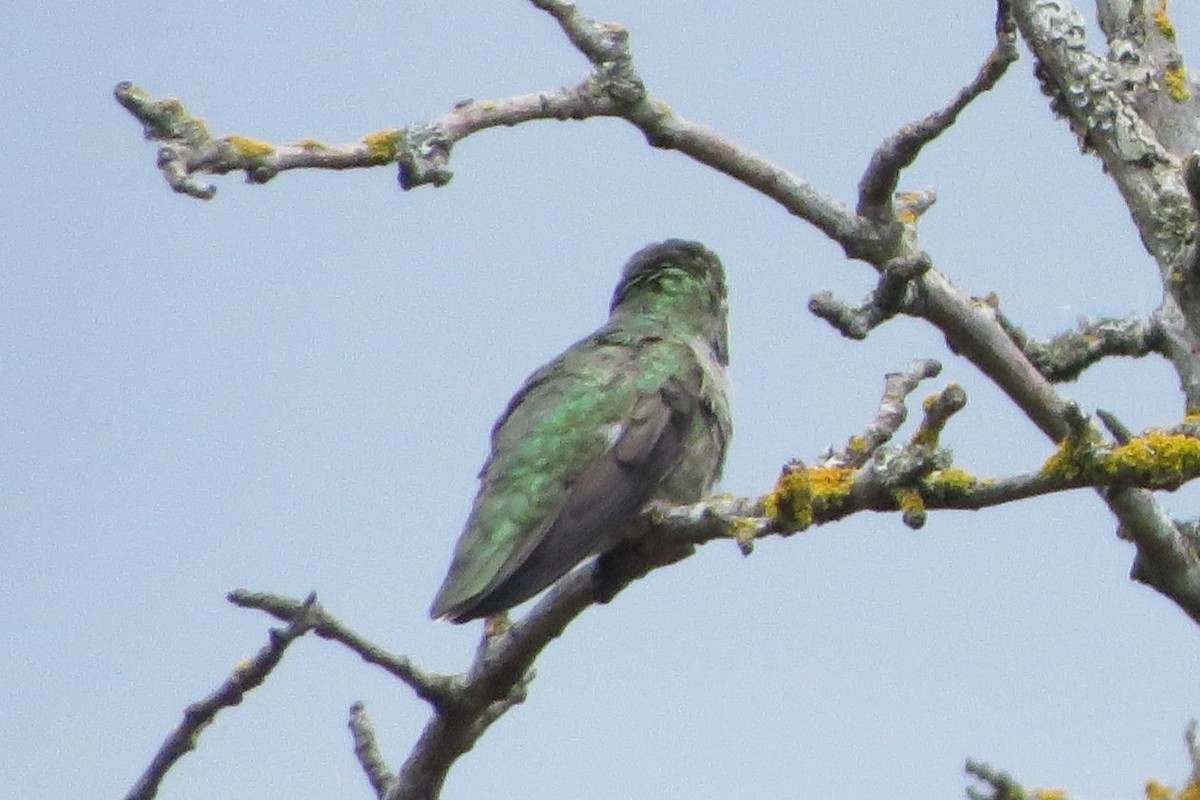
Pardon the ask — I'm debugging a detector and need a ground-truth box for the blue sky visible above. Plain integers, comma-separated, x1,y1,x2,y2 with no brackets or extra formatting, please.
5,2,1200,798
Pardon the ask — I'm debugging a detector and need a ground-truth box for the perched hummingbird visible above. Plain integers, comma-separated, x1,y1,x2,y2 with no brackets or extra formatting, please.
430,239,732,623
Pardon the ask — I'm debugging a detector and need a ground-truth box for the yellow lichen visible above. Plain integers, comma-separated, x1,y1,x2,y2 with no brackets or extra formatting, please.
224,135,275,159
894,191,926,226
1039,434,1099,481
846,435,868,454
809,466,853,495
1153,0,1177,42
363,129,402,162
1042,430,1200,489
896,488,925,517
1034,790,1068,800
1111,432,1200,484
729,517,758,554
911,424,938,448
293,138,329,151
1152,780,1200,800
808,466,855,518
895,487,927,528
1164,63,1191,102
763,467,813,530
922,467,978,499
1147,779,1175,800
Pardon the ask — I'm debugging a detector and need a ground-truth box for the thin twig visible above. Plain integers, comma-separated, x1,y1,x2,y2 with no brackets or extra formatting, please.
349,703,395,799
822,358,943,469
124,593,319,800
911,382,968,446
227,590,458,708
809,253,932,339
965,759,1027,800
857,0,1018,220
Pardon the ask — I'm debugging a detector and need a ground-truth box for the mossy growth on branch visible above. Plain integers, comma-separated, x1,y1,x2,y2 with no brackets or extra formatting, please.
921,467,978,501
763,465,854,530
1032,789,1067,800
1153,0,1178,43
363,129,402,163
224,135,275,159
1041,430,1200,490
1164,63,1191,102
895,487,926,527
1145,777,1200,800
729,517,759,554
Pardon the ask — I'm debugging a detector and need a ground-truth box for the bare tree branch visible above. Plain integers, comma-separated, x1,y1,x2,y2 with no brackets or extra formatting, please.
1097,407,1135,444
857,0,1019,221
114,3,876,256
227,590,458,709
350,703,397,799
123,593,319,800
809,252,932,339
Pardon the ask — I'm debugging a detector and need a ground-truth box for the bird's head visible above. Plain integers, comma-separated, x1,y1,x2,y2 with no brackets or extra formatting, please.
609,239,729,364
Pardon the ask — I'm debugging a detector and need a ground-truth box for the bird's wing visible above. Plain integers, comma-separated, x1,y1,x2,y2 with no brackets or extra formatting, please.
430,336,700,620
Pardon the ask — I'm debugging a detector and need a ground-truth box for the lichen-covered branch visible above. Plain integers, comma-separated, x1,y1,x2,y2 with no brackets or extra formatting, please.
113,79,628,200
127,382,1200,800
996,312,1161,383
1007,0,1200,622
114,3,874,255
906,250,1200,621
1098,0,1200,157
1013,2,1200,331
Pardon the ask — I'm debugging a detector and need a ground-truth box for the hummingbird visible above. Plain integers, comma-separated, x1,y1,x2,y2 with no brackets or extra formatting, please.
430,239,732,623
